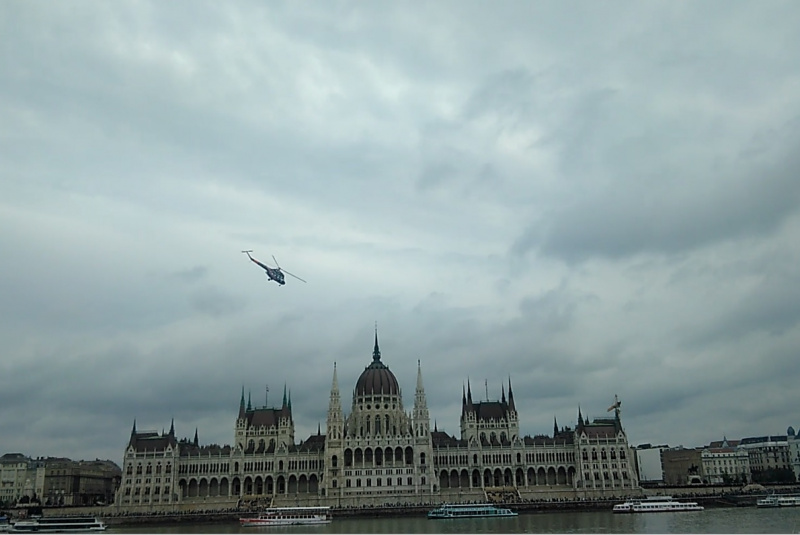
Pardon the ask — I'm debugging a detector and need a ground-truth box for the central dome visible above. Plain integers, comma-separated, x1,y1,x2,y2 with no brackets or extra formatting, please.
355,332,400,397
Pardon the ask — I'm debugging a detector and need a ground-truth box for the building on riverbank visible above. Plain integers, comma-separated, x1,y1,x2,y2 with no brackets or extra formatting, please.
115,331,639,512
0,454,120,507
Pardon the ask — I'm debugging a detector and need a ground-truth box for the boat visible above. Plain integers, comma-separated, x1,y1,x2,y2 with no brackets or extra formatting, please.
239,506,331,527
777,496,800,507
612,496,704,513
757,494,780,508
10,516,107,533
427,503,518,519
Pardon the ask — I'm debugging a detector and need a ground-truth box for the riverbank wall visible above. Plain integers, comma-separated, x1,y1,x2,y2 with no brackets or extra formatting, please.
18,484,799,527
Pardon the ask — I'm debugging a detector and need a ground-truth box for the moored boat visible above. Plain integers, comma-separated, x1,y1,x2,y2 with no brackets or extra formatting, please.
10,516,106,533
239,506,331,527
757,494,780,508
613,496,704,513
427,503,518,519
777,496,800,507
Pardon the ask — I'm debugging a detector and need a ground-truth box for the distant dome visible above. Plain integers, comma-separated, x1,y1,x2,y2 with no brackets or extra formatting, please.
355,332,400,397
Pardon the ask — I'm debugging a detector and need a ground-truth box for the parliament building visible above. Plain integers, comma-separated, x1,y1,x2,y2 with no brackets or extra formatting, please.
116,333,639,510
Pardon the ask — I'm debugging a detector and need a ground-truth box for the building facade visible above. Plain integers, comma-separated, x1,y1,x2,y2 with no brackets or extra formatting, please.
660,447,703,486
788,427,800,483
0,454,119,507
116,333,639,511
700,439,750,485
740,435,794,483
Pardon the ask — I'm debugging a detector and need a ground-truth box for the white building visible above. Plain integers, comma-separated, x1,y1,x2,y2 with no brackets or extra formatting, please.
0,454,44,505
701,439,750,485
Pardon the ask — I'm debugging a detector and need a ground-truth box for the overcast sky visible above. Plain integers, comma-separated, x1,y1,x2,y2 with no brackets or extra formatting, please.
2,1,800,467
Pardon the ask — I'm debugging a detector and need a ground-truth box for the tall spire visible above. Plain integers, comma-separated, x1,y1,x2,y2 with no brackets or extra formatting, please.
373,323,381,362
282,384,287,408
239,386,246,417
193,428,199,447
413,359,429,436
247,390,252,411
501,384,506,404
169,418,175,436
327,362,343,441
131,419,137,436
553,416,559,436
508,377,516,412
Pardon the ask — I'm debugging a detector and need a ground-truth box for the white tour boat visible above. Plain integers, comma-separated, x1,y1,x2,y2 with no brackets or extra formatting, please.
427,503,518,519
239,506,332,527
10,516,107,533
757,494,780,508
777,496,800,507
613,496,704,513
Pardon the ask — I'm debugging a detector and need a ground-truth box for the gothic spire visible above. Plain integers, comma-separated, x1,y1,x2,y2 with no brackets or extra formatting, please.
501,384,506,404
414,359,428,412
131,419,137,436
247,390,252,411
282,384,287,408
508,377,516,412
373,324,381,362
193,428,199,447
553,416,559,436
169,418,175,436
239,386,246,417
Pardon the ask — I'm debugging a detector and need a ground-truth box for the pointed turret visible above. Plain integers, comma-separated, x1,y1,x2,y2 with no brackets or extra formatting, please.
247,391,252,411
282,384,287,408
501,384,506,404
239,386,246,418
577,405,584,428
131,419,137,436
553,416,559,436
193,428,199,447
413,359,430,437
508,377,516,412
169,418,175,437
326,362,344,441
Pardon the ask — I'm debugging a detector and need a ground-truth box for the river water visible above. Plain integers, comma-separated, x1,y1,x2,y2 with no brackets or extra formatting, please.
110,507,800,533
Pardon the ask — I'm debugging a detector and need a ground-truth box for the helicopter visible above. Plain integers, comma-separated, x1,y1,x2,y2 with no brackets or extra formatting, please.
242,250,306,285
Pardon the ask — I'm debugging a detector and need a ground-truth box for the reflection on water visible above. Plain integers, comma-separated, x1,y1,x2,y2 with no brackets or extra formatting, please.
110,507,800,534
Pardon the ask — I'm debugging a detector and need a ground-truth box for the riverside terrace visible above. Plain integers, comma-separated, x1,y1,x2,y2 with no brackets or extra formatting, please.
18,485,800,526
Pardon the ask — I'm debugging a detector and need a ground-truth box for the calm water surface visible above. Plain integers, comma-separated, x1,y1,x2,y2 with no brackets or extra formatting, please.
110,507,800,534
